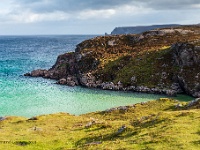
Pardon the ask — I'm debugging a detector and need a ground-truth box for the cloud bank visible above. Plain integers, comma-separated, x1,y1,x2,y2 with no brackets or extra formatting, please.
0,0,200,34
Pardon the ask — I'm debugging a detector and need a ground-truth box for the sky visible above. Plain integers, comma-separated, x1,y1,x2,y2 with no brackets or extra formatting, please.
0,0,200,35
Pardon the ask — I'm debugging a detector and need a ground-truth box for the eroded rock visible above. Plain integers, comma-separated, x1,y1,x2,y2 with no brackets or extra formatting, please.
172,43,198,67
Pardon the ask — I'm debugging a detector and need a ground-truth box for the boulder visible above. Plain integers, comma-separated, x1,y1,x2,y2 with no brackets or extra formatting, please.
79,73,97,88
66,76,78,86
0,117,6,121
186,98,200,108
24,73,31,76
30,69,47,77
116,125,126,134
166,90,177,97
58,78,67,85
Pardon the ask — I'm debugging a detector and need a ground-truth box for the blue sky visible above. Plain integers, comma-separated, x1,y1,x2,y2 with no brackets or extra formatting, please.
0,0,200,35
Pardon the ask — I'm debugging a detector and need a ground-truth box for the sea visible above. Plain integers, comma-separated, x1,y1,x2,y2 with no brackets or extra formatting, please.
0,35,193,118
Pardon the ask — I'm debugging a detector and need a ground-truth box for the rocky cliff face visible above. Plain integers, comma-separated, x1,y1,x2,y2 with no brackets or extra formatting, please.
111,24,180,35
25,25,200,97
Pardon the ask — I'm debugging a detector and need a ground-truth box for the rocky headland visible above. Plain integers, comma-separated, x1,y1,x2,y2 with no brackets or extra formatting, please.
25,25,200,97
111,24,180,35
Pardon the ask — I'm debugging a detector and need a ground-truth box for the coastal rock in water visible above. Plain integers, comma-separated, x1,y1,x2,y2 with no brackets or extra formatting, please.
24,73,31,76
79,73,97,88
48,52,76,79
58,78,67,85
30,69,47,77
66,76,78,86
101,82,123,90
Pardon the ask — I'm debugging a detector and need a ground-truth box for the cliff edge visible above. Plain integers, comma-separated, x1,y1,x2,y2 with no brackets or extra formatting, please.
111,24,180,35
25,25,200,97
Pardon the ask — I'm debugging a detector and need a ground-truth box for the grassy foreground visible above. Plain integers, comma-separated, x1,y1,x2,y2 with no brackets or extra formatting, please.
0,98,200,150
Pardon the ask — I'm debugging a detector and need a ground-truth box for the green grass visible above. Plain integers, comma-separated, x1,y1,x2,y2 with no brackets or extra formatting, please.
99,47,176,87
0,98,200,149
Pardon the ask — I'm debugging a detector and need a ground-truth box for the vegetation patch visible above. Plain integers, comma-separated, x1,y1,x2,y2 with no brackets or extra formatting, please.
1,98,200,149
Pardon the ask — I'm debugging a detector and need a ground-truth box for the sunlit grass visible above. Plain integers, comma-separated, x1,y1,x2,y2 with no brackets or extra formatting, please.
0,98,200,149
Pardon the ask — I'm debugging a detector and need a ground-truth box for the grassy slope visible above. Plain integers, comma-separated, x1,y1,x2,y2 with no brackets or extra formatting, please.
0,98,200,150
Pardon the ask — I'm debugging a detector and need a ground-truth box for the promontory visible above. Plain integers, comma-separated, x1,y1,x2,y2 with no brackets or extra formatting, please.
25,25,200,97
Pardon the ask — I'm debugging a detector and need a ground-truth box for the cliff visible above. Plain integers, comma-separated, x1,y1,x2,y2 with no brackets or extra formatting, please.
25,25,200,97
111,24,180,35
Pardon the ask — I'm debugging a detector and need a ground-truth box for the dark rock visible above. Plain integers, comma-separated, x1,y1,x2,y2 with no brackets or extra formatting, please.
166,90,177,97
85,118,97,128
58,78,67,85
116,125,126,134
118,106,128,111
24,73,31,76
101,82,123,90
187,98,200,108
172,43,198,67
79,73,97,87
66,76,78,86
131,76,137,83
48,52,76,80
0,117,6,121
171,83,183,93
30,69,47,77
104,107,117,113
171,43,200,97
28,117,38,121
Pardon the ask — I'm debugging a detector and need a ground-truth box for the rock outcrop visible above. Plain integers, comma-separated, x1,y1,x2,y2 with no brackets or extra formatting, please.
25,25,200,97
170,43,200,97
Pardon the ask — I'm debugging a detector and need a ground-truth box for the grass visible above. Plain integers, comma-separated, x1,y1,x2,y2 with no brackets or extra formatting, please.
98,47,176,87
0,98,200,149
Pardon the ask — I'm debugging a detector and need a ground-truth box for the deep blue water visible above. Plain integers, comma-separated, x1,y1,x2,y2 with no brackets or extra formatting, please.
0,35,192,118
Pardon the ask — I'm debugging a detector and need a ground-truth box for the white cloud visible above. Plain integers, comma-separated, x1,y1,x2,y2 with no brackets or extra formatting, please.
2,11,70,23
191,4,200,8
77,9,116,20
0,0,200,35
115,4,153,15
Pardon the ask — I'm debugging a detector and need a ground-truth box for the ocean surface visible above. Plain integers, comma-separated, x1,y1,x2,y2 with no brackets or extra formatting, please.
0,35,192,118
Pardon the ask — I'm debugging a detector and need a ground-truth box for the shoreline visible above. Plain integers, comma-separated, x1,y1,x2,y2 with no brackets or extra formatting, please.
1,92,194,118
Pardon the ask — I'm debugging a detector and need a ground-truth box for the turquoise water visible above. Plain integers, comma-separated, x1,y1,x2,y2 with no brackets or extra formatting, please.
0,77,168,117
0,35,193,118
